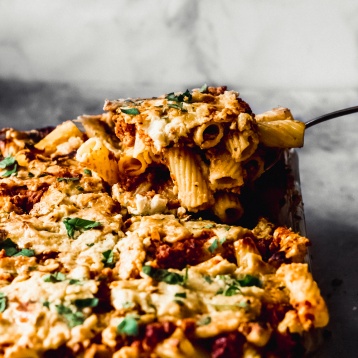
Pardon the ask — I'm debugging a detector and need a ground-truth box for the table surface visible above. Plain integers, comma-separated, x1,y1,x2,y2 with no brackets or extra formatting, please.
1,79,357,357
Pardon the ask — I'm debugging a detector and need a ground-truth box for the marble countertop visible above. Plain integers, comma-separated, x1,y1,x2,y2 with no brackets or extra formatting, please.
0,79,357,356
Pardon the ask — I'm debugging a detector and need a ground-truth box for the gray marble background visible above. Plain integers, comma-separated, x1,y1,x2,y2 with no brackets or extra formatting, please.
1,1,358,356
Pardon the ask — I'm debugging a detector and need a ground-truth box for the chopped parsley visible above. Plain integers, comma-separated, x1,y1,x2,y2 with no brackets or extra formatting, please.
117,316,139,336
174,292,187,298
121,108,140,115
57,177,80,182
43,272,67,283
63,217,101,239
0,155,18,177
73,298,99,309
0,156,16,168
0,238,35,257
83,169,92,176
208,239,218,253
203,275,213,284
219,237,227,245
198,315,211,326
69,279,82,285
237,274,261,287
216,274,261,296
102,249,115,268
43,301,50,308
166,89,192,103
0,292,7,313
142,265,185,285
56,304,85,328
13,248,35,257
199,84,208,93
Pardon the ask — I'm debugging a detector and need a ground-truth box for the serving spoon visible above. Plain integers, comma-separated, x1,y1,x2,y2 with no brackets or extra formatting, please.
304,105,358,128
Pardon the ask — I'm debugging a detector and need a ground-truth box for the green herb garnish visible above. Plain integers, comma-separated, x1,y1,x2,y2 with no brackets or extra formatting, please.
117,316,139,336
83,169,92,176
0,238,18,256
142,265,185,285
56,304,85,327
69,279,81,285
0,238,34,257
63,217,101,239
237,274,261,287
166,89,192,103
1,163,18,177
73,298,99,309
43,301,50,308
203,275,213,284
0,292,7,313
208,239,218,253
13,248,35,257
174,292,187,298
219,237,227,245
102,250,115,268
43,272,67,283
198,315,211,326
121,108,140,115
199,84,208,93
0,156,18,177
0,156,16,168
57,177,80,182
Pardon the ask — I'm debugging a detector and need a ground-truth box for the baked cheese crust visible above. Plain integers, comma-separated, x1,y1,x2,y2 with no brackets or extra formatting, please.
0,87,327,358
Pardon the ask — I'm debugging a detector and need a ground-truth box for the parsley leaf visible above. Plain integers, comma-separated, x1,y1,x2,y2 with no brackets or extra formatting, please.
117,316,139,336
63,217,101,239
57,177,80,182
199,84,208,93
43,301,50,308
166,89,192,104
0,292,7,313
0,238,18,256
13,248,35,257
1,163,18,177
0,156,16,168
238,275,261,287
219,237,227,245
0,239,35,257
73,298,99,309
0,156,18,177
174,292,187,298
121,108,140,115
83,169,92,176
142,265,184,285
102,250,115,268
56,305,85,328
208,239,218,253
43,272,67,283
198,315,211,326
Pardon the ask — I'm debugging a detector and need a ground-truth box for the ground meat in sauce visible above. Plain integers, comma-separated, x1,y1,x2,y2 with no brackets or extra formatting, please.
265,331,305,358
143,321,176,349
114,117,136,147
155,237,210,269
211,331,246,358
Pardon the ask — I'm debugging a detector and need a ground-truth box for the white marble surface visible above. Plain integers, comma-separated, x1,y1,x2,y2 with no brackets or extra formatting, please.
1,0,358,90
1,0,358,356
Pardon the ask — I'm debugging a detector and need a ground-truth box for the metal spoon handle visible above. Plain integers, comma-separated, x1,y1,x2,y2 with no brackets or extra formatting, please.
305,106,358,128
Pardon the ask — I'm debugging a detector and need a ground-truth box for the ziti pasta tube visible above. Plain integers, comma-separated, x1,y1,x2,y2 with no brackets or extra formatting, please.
165,146,214,212
76,137,120,185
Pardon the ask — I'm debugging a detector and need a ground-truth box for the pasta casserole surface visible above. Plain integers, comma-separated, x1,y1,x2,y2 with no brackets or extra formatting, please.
0,86,327,358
